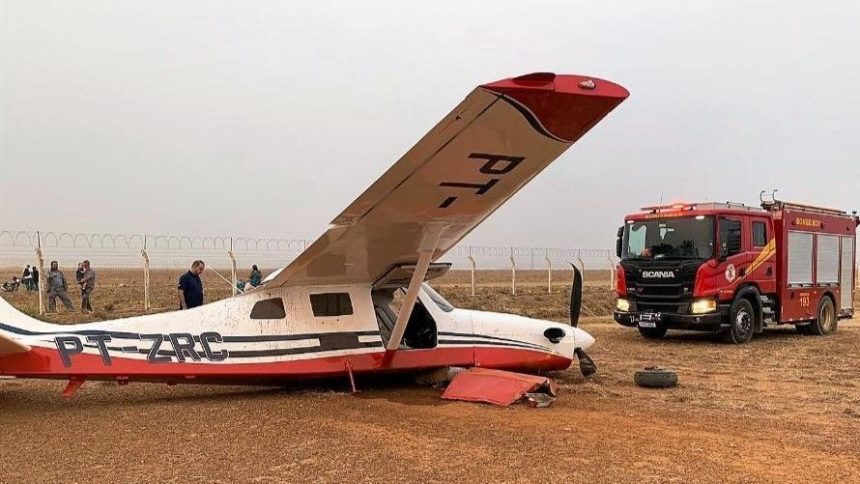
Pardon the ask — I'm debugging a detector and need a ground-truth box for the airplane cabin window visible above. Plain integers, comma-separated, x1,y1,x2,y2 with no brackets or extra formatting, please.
310,293,354,317
250,298,286,320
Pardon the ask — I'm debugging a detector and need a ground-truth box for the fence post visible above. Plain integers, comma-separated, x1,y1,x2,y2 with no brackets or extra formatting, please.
141,252,150,313
468,253,476,297
608,256,616,290
228,237,238,296
35,230,44,315
546,249,552,294
510,247,516,295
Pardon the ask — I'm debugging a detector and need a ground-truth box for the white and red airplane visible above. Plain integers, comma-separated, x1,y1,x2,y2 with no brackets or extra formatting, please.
0,72,628,396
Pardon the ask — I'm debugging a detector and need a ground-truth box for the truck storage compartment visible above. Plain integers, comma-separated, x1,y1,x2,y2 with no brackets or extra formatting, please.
841,236,855,310
787,231,814,286
816,234,840,284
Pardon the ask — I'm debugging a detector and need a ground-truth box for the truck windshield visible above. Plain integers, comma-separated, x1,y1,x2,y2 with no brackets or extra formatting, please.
622,216,715,260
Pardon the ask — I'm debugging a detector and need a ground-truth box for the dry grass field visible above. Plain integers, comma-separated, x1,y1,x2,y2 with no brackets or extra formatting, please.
1,268,859,483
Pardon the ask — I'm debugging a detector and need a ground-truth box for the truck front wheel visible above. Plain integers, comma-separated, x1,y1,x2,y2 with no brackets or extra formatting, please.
721,298,755,344
807,296,837,336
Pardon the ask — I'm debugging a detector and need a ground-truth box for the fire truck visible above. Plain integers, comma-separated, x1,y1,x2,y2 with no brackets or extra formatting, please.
613,195,859,344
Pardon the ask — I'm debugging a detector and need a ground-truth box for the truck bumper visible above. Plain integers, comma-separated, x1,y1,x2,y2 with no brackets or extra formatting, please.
613,307,729,331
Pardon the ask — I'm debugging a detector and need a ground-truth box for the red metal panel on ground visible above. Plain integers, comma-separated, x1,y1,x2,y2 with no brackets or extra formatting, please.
441,368,556,406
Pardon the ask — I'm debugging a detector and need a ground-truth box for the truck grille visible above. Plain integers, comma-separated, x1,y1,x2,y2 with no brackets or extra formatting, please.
633,285,690,313
622,261,701,314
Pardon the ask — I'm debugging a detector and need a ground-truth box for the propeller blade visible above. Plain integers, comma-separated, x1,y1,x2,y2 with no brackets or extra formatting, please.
568,263,583,327
574,348,597,377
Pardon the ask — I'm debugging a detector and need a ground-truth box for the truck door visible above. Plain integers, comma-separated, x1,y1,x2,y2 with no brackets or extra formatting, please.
716,216,747,301
749,216,777,294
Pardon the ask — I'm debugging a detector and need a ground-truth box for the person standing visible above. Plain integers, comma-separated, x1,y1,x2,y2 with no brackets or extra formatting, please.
248,264,262,288
46,261,74,312
75,262,84,285
178,260,205,310
22,265,32,291
74,262,85,307
79,260,96,313
31,266,39,291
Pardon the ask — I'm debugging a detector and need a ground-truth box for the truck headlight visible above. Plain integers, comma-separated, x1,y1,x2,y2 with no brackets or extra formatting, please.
691,298,718,314
616,298,630,312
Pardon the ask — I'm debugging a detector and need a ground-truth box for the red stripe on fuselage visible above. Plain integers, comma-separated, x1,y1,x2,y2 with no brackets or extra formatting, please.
0,346,572,382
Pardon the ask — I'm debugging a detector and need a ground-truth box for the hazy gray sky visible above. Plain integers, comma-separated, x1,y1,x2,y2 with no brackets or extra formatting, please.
2,0,858,251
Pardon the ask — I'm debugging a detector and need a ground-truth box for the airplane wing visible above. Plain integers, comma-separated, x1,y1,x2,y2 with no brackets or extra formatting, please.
262,72,628,288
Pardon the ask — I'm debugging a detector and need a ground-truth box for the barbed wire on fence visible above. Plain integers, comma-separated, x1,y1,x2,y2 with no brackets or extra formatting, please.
0,230,311,252
1,229,625,315
0,230,614,269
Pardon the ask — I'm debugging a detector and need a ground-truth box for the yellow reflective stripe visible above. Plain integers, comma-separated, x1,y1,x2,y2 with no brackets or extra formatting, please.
747,239,776,275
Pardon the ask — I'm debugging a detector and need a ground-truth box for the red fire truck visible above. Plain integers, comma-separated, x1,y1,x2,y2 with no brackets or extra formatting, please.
613,196,858,344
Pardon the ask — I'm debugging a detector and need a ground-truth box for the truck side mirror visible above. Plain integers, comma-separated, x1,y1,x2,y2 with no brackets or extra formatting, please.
616,226,624,258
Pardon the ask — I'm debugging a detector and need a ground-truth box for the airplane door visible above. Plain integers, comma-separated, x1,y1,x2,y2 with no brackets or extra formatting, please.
371,286,441,349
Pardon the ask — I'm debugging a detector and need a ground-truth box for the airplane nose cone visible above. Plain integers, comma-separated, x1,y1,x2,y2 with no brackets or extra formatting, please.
573,327,595,350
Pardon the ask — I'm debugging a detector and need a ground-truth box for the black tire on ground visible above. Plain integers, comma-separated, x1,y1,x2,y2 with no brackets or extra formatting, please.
807,296,837,336
721,298,755,344
634,367,678,388
638,325,669,339
795,323,812,335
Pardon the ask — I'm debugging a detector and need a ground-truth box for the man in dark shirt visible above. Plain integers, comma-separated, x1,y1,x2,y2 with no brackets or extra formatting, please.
22,265,32,291
178,260,205,310
31,266,39,290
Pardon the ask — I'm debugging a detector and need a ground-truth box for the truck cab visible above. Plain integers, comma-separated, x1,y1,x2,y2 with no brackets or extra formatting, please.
613,200,858,344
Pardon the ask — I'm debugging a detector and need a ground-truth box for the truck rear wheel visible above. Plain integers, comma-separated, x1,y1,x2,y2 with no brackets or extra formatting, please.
807,296,837,336
638,325,668,339
721,298,755,344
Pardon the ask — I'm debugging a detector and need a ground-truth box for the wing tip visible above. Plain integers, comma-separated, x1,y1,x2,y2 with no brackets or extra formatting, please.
482,72,630,99
481,72,630,143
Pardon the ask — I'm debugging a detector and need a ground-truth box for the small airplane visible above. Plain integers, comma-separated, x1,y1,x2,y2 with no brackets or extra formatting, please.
0,72,628,396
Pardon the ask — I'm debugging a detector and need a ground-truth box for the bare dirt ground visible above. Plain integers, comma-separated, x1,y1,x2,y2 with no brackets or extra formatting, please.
1,270,859,483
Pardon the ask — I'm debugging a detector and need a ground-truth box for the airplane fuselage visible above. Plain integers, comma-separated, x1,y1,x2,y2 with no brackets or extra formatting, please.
0,285,593,386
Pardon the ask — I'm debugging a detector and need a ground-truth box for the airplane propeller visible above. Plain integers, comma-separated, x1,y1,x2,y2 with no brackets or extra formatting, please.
568,263,583,327
568,263,597,377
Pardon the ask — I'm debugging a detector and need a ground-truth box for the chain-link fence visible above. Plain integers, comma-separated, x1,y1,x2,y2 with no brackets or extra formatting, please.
0,230,618,314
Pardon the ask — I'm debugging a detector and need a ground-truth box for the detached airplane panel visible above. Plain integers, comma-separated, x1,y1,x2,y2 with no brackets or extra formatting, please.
264,73,628,287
